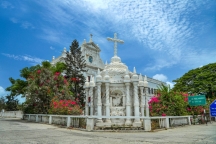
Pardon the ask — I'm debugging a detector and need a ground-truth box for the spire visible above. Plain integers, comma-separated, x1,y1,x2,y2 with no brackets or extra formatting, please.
144,75,148,87
89,34,93,42
63,47,66,52
96,69,102,82
105,60,108,65
84,76,89,87
83,39,86,44
139,73,142,81
52,56,55,60
133,67,136,73
138,73,144,86
89,75,95,87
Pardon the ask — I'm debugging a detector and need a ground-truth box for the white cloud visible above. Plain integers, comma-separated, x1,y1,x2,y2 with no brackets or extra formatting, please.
50,46,55,50
1,53,44,64
10,17,18,23
9,18,35,29
153,74,167,82
0,86,9,97
21,21,35,29
153,74,175,89
166,81,175,89
34,0,215,71
1,1,14,9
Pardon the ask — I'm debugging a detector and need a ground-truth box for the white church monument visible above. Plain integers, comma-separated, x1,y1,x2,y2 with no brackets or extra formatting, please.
51,33,166,127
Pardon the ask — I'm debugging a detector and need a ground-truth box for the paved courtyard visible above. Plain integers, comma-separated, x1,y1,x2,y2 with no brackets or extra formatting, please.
0,118,215,144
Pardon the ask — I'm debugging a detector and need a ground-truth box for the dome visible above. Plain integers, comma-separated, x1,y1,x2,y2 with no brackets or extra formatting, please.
101,56,129,83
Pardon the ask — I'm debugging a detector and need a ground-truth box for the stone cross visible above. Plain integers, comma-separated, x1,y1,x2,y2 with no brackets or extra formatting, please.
107,33,124,56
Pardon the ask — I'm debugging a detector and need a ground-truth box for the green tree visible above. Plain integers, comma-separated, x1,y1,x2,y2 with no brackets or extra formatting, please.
5,95,19,111
173,63,216,98
26,61,71,114
64,40,87,108
0,96,6,111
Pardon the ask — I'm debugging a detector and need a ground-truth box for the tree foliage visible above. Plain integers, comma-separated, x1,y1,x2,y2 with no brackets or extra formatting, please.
25,61,72,114
64,40,87,108
149,84,188,116
173,63,216,98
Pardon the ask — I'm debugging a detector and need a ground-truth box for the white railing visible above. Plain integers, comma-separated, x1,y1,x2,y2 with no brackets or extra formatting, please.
23,114,191,131
23,114,86,128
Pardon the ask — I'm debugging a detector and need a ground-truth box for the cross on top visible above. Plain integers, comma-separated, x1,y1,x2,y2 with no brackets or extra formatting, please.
107,33,124,56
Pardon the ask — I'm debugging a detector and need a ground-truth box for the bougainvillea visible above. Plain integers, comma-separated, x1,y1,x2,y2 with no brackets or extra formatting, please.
149,84,207,116
26,61,72,114
49,97,82,115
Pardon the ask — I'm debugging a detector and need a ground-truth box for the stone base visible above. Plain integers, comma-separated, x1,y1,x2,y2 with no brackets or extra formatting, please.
96,122,105,127
132,121,142,127
125,120,132,126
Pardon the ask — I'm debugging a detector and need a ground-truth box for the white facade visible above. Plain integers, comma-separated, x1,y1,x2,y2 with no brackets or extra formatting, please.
51,34,166,127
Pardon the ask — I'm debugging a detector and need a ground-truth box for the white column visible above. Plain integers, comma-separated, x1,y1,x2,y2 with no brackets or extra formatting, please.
145,87,150,117
85,87,89,115
133,82,141,126
89,87,94,116
96,82,103,123
140,87,144,117
105,83,111,123
125,83,132,125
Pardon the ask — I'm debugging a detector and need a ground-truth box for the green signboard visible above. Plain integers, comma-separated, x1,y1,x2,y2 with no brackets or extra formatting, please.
188,95,206,106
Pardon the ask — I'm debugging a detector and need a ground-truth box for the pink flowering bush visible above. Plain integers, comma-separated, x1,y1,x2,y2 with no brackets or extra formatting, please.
49,97,82,115
149,84,188,116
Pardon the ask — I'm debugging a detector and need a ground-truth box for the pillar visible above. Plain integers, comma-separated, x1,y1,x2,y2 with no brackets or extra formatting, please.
85,87,89,115
133,82,141,127
140,87,145,118
96,82,103,124
125,83,132,125
105,83,111,123
145,87,150,117
89,87,94,116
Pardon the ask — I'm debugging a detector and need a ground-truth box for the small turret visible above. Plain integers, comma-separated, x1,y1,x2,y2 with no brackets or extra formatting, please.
132,67,138,80
138,73,144,86
96,69,102,82
85,76,89,87
89,75,95,87
144,75,148,87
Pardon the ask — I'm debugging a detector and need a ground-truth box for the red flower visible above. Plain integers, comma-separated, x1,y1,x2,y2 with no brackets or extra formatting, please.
55,72,61,76
71,77,76,82
162,113,166,116
37,70,41,74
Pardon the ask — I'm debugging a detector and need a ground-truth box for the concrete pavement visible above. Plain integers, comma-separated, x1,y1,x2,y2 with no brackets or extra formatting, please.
0,118,215,144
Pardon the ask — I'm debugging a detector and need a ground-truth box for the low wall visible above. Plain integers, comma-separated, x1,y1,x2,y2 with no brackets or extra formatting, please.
23,114,192,131
0,111,23,118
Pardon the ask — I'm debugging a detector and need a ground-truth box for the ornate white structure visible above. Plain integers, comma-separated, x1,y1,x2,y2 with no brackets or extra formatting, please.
51,33,166,127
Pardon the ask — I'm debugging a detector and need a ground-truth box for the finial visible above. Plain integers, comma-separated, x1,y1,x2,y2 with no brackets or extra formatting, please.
90,34,93,42
133,67,136,73
97,69,101,75
83,39,86,44
139,73,142,81
52,56,55,60
63,47,66,52
105,60,108,65
144,75,147,81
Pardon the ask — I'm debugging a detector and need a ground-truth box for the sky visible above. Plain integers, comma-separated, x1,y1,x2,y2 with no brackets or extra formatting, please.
0,0,216,102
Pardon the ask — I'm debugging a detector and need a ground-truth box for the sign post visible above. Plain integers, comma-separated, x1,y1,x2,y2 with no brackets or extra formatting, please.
210,100,216,117
188,95,206,106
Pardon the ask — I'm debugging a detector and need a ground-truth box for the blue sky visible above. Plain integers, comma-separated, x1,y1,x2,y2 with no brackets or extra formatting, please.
0,0,216,102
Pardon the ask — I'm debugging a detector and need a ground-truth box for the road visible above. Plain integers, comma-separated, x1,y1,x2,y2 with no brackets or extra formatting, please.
0,118,215,144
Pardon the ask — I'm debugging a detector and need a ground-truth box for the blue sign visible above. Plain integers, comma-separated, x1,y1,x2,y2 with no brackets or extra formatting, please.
210,100,216,117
